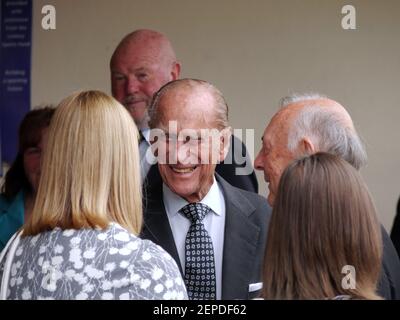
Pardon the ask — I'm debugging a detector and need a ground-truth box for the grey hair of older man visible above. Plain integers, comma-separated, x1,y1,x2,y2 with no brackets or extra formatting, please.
281,93,367,170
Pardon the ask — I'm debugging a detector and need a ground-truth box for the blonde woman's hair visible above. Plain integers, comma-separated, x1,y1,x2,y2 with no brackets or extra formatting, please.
24,90,142,236
263,152,383,300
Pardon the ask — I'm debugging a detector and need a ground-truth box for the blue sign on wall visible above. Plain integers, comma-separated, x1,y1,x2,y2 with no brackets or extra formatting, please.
0,0,32,175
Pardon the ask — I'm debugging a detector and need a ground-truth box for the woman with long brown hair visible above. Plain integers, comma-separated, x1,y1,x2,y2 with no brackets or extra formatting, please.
0,107,54,251
263,152,382,299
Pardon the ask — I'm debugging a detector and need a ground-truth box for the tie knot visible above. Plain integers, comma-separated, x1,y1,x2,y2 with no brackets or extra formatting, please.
180,203,211,223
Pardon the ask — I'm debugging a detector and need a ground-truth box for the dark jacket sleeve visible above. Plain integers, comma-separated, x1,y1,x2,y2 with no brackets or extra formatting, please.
378,225,400,300
390,197,400,257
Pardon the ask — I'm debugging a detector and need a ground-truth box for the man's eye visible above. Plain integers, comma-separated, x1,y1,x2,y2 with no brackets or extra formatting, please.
137,73,148,81
113,74,125,81
183,136,201,144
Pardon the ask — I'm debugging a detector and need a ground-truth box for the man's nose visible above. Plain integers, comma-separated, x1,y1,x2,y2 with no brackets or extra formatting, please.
254,151,263,171
126,77,140,94
176,142,195,165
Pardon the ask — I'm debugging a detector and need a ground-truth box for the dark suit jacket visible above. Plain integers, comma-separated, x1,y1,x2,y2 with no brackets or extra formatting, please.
141,172,271,300
390,197,400,258
380,225,400,299
216,135,258,193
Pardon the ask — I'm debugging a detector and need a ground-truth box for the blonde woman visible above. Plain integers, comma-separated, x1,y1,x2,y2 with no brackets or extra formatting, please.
262,152,383,300
0,91,187,300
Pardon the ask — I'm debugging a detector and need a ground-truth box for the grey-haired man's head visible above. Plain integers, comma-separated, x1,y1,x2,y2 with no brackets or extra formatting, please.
255,93,367,206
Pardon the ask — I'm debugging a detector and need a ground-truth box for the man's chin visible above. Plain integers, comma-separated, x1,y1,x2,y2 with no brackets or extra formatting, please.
124,99,146,109
126,110,149,129
170,186,198,201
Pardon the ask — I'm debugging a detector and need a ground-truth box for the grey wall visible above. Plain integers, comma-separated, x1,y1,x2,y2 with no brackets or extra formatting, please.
31,0,400,231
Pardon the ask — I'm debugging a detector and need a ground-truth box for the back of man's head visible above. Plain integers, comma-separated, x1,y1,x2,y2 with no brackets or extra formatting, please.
281,93,367,170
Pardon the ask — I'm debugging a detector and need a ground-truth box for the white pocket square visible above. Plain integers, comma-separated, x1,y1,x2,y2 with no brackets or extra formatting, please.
249,282,263,292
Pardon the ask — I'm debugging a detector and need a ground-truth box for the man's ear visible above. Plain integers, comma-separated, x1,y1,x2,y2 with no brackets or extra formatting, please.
219,127,232,162
171,61,181,80
298,137,316,155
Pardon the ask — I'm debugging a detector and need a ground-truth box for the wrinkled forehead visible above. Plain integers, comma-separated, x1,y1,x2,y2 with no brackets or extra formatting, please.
112,48,159,69
263,108,295,146
156,87,217,130
112,39,170,69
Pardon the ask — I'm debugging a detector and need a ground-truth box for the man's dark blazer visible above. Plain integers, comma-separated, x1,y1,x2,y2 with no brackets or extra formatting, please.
141,170,271,300
390,197,400,258
380,225,400,299
216,135,258,193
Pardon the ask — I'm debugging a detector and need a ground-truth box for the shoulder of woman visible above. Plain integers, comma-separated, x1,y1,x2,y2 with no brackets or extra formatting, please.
103,224,179,270
0,191,24,213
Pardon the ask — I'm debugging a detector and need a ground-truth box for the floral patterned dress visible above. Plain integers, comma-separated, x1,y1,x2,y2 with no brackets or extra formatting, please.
0,223,188,300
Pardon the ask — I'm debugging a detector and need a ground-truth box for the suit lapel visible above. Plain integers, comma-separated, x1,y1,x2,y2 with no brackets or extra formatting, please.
141,165,183,275
217,175,262,300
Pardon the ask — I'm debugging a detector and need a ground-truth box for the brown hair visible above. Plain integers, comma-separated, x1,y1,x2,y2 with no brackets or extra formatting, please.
262,152,382,299
1,107,55,200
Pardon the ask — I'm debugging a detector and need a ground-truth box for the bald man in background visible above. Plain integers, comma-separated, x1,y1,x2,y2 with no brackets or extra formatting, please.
110,29,258,193
254,93,400,299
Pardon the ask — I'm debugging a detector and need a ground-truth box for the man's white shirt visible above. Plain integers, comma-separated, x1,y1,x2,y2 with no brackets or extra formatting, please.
162,177,226,300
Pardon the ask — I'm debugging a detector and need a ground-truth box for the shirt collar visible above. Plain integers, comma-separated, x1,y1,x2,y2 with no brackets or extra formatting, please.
163,176,224,218
140,128,151,144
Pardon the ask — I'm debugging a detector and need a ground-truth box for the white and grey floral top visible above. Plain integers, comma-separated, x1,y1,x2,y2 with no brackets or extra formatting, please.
0,223,188,300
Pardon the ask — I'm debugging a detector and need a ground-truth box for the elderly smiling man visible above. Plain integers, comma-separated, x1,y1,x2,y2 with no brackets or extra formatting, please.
254,93,400,300
141,79,271,300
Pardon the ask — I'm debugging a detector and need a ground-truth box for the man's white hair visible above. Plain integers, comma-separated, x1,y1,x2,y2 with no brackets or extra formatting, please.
280,93,368,170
